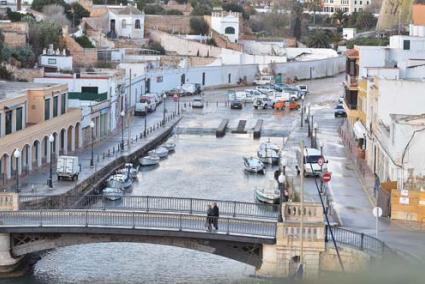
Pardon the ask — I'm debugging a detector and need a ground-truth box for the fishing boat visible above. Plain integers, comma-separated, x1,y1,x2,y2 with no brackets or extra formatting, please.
258,141,281,154
255,187,280,204
139,154,160,166
243,157,265,174
107,174,132,190
117,163,138,180
257,147,280,164
163,142,176,152
102,187,123,201
150,146,169,159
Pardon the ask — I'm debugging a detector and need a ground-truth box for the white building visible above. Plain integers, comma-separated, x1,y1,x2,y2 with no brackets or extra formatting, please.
40,45,73,71
107,5,145,39
322,0,372,13
210,11,240,43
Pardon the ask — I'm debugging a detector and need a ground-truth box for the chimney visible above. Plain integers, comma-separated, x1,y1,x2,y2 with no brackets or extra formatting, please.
16,0,21,11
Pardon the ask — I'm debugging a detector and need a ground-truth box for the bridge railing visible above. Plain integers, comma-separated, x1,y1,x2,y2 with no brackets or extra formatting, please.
0,210,277,239
18,195,279,220
326,226,394,257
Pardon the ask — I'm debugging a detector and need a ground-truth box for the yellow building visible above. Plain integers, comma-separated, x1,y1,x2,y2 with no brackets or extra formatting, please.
343,48,360,124
0,82,81,180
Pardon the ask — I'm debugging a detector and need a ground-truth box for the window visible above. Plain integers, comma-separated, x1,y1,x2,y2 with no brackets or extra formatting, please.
44,98,50,120
16,107,22,131
135,19,141,29
403,40,410,50
360,1,362,4
48,58,57,64
122,19,127,28
82,86,98,93
224,26,235,34
53,96,58,118
61,93,66,114
5,111,12,135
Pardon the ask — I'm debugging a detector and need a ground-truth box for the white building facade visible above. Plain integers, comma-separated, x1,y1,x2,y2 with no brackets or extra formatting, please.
108,5,145,39
210,11,240,43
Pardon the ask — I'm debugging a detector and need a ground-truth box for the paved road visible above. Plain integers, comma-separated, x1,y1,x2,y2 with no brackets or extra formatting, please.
0,210,277,240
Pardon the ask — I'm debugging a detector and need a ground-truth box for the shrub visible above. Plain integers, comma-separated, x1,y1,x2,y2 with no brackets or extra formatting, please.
74,36,95,48
190,17,209,35
144,4,165,15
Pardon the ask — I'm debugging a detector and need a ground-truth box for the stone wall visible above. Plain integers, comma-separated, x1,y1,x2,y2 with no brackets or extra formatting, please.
0,22,28,48
63,34,98,67
145,15,193,34
211,30,242,52
5,65,43,82
320,246,370,272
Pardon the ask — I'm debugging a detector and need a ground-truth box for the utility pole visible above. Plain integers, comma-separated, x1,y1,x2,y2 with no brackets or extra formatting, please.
127,69,132,148
300,140,305,269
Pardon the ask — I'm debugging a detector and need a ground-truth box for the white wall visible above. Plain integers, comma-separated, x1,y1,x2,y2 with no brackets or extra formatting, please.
109,12,144,39
40,55,73,71
376,79,425,126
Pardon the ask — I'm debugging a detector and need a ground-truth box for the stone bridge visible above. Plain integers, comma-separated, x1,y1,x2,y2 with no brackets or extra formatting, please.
0,194,395,278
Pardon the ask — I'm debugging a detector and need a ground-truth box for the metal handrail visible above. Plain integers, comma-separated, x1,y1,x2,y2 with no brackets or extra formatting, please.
326,226,394,257
0,210,277,239
18,195,279,220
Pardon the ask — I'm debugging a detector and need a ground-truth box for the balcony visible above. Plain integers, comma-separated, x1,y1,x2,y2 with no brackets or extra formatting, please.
68,92,108,102
345,74,358,89
344,88,358,110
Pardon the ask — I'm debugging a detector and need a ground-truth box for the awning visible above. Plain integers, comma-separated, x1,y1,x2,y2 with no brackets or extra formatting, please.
353,121,367,139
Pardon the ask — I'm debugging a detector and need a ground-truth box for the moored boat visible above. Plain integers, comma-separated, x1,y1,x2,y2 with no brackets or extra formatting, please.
102,187,123,201
163,142,176,152
150,146,169,159
139,155,160,166
255,187,280,204
117,163,138,180
107,174,132,190
257,148,280,164
243,157,265,174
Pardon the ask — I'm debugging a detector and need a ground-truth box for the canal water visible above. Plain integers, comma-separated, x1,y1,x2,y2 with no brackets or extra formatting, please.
1,134,285,284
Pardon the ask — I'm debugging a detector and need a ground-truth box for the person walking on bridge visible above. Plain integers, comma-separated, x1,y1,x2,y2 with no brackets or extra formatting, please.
212,202,219,230
206,205,214,231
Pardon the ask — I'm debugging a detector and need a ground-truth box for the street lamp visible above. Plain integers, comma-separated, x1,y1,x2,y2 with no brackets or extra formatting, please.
278,170,286,222
90,120,95,167
162,93,167,127
313,122,319,148
144,106,147,137
120,111,125,151
48,134,54,189
14,149,21,193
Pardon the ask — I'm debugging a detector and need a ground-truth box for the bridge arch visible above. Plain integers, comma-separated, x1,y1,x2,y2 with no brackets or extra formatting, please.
11,231,263,267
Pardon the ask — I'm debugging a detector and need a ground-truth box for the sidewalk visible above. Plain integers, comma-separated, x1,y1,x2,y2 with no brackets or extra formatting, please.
3,104,183,196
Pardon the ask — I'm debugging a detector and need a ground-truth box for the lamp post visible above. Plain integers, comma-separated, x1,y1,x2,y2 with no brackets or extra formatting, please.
120,111,125,151
48,134,54,189
300,95,305,127
162,93,167,126
278,168,286,222
177,93,180,116
90,120,95,167
313,122,318,148
14,149,21,193
144,107,147,137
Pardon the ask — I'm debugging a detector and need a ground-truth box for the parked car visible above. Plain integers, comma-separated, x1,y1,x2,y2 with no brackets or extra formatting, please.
145,93,161,106
334,104,347,117
297,148,328,177
227,90,236,101
181,83,197,96
57,156,79,181
230,100,243,109
253,96,273,109
253,75,275,86
135,101,148,116
194,83,202,94
192,97,204,108
338,95,344,103
140,96,157,112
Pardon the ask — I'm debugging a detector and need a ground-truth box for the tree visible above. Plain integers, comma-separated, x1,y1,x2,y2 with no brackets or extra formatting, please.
66,2,90,27
306,30,331,48
31,0,65,12
190,17,209,35
144,4,165,15
331,10,347,27
165,9,184,15
23,16,62,56
136,0,155,11
42,5,71,27
289,0,303,39
304,0,321,25
147,41,165,55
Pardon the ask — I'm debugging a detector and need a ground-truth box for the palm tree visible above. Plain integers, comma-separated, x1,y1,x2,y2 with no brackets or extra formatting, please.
331,10,347,27
306,30,331,48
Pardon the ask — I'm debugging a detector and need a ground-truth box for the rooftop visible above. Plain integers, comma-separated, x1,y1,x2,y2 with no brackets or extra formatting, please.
0,81,57,102
108,5,143,15
390,113,425,125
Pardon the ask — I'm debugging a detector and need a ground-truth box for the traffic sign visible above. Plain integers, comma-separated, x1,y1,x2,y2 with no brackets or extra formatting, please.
372,207,383,217
322,172,331,183
318,157,325,167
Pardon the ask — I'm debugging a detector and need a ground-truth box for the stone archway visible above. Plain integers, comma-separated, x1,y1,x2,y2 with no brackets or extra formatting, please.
60,128,67,155
75,123,81,149
21,144,31,175
0,153,11,181
33,140,41,168
67,125,74,153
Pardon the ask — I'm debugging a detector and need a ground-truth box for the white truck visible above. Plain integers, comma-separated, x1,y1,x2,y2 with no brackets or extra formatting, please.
57,156,80,181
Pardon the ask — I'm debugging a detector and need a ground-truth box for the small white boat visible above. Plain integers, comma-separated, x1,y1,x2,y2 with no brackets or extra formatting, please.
102,187,123,201
163,142,176,152
257,148,280,164
255,187,280,204
258,141,281,154
139,155,160,166
117,163,138,180
150,146,169,159
107,174,132,190
243,157,265,174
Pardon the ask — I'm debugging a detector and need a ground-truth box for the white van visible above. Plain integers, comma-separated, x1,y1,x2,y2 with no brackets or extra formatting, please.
57,156,79,181
297,148,328,176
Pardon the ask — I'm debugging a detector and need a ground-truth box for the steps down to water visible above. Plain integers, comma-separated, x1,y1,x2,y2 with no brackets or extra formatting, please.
253,119,263,139
232,120,247,134
216,119,229,138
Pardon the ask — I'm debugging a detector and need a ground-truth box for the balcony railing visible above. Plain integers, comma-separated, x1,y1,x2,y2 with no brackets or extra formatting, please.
68,92,108,102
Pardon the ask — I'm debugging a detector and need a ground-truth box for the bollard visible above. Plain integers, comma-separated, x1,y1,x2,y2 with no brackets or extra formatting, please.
140,133,143,139
136,136,138,142
112,147,115,155
108,149,111,157
97,155,100,163
103,152,105,159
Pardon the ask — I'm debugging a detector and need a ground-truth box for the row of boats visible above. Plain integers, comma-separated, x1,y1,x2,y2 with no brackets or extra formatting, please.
243,140,283,204
102,142,176,201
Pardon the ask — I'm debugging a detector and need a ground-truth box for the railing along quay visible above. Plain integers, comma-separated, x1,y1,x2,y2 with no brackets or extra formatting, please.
0,210,277,239
19,195,279,220
326,226,394,257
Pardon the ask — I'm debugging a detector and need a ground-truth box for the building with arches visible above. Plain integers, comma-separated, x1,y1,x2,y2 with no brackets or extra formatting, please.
0,82,81,181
